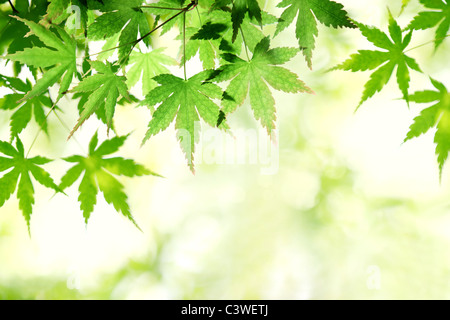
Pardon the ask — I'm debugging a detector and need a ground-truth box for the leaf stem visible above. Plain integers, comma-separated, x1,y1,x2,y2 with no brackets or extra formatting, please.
404,33,450,52
240,27,250,61
183,11,187,80
52,109,87,155
0,16,13,38
195,6,202,26
140,6,184,10
26,103,56,158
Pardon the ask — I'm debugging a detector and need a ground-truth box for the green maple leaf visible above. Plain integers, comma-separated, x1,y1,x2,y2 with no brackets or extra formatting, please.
274,0,355,69
212,36,312,134
59,132,158,228
407,0,450,49
141,70,229,172
0,0,48,75
126,48,178,95
331,13,422,108
69,61,130,138
0,137,61,232
87,0,152,64
0,77,53,138
404,78,450,178
4,17,77,101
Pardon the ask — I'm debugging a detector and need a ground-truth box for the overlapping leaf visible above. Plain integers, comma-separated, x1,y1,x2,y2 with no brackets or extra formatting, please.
87,0,152,64
211,37,312,134
0,0,48,75
0,137,60,232
141,70,228,172
332,13,422,108
211,0,262,42
183,10,277,69
405,78,450,178
0,77,53,138
59,132,158,227
5,17,77,101
126,48,178,95
69,61,130,137
407,0,450,49
274,0,356,68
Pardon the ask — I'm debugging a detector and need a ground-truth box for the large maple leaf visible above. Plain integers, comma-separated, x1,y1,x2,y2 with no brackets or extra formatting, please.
332,13,422,108
5,17,77,101
141,70,228,172
59,132,158,228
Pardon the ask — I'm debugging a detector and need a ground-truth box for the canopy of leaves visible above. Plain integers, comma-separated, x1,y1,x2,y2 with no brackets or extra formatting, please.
5,17,76,101
59,133,157,228
141,70,228,172
405,78,450,178
407,0,450,49
212,37,312,134
274,0,356,69
0,137,60,232
332,14,422,108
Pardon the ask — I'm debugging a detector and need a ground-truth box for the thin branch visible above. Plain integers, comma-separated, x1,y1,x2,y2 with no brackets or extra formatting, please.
240,27,250,61
0,16,13,37
87,1,198,60
183,11,187,80
8,0,18,13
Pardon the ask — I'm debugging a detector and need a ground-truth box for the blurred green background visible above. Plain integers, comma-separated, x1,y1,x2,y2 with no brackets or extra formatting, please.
1,0,450,299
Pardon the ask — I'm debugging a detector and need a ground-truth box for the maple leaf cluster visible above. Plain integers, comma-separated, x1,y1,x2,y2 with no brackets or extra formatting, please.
0,0,449,231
